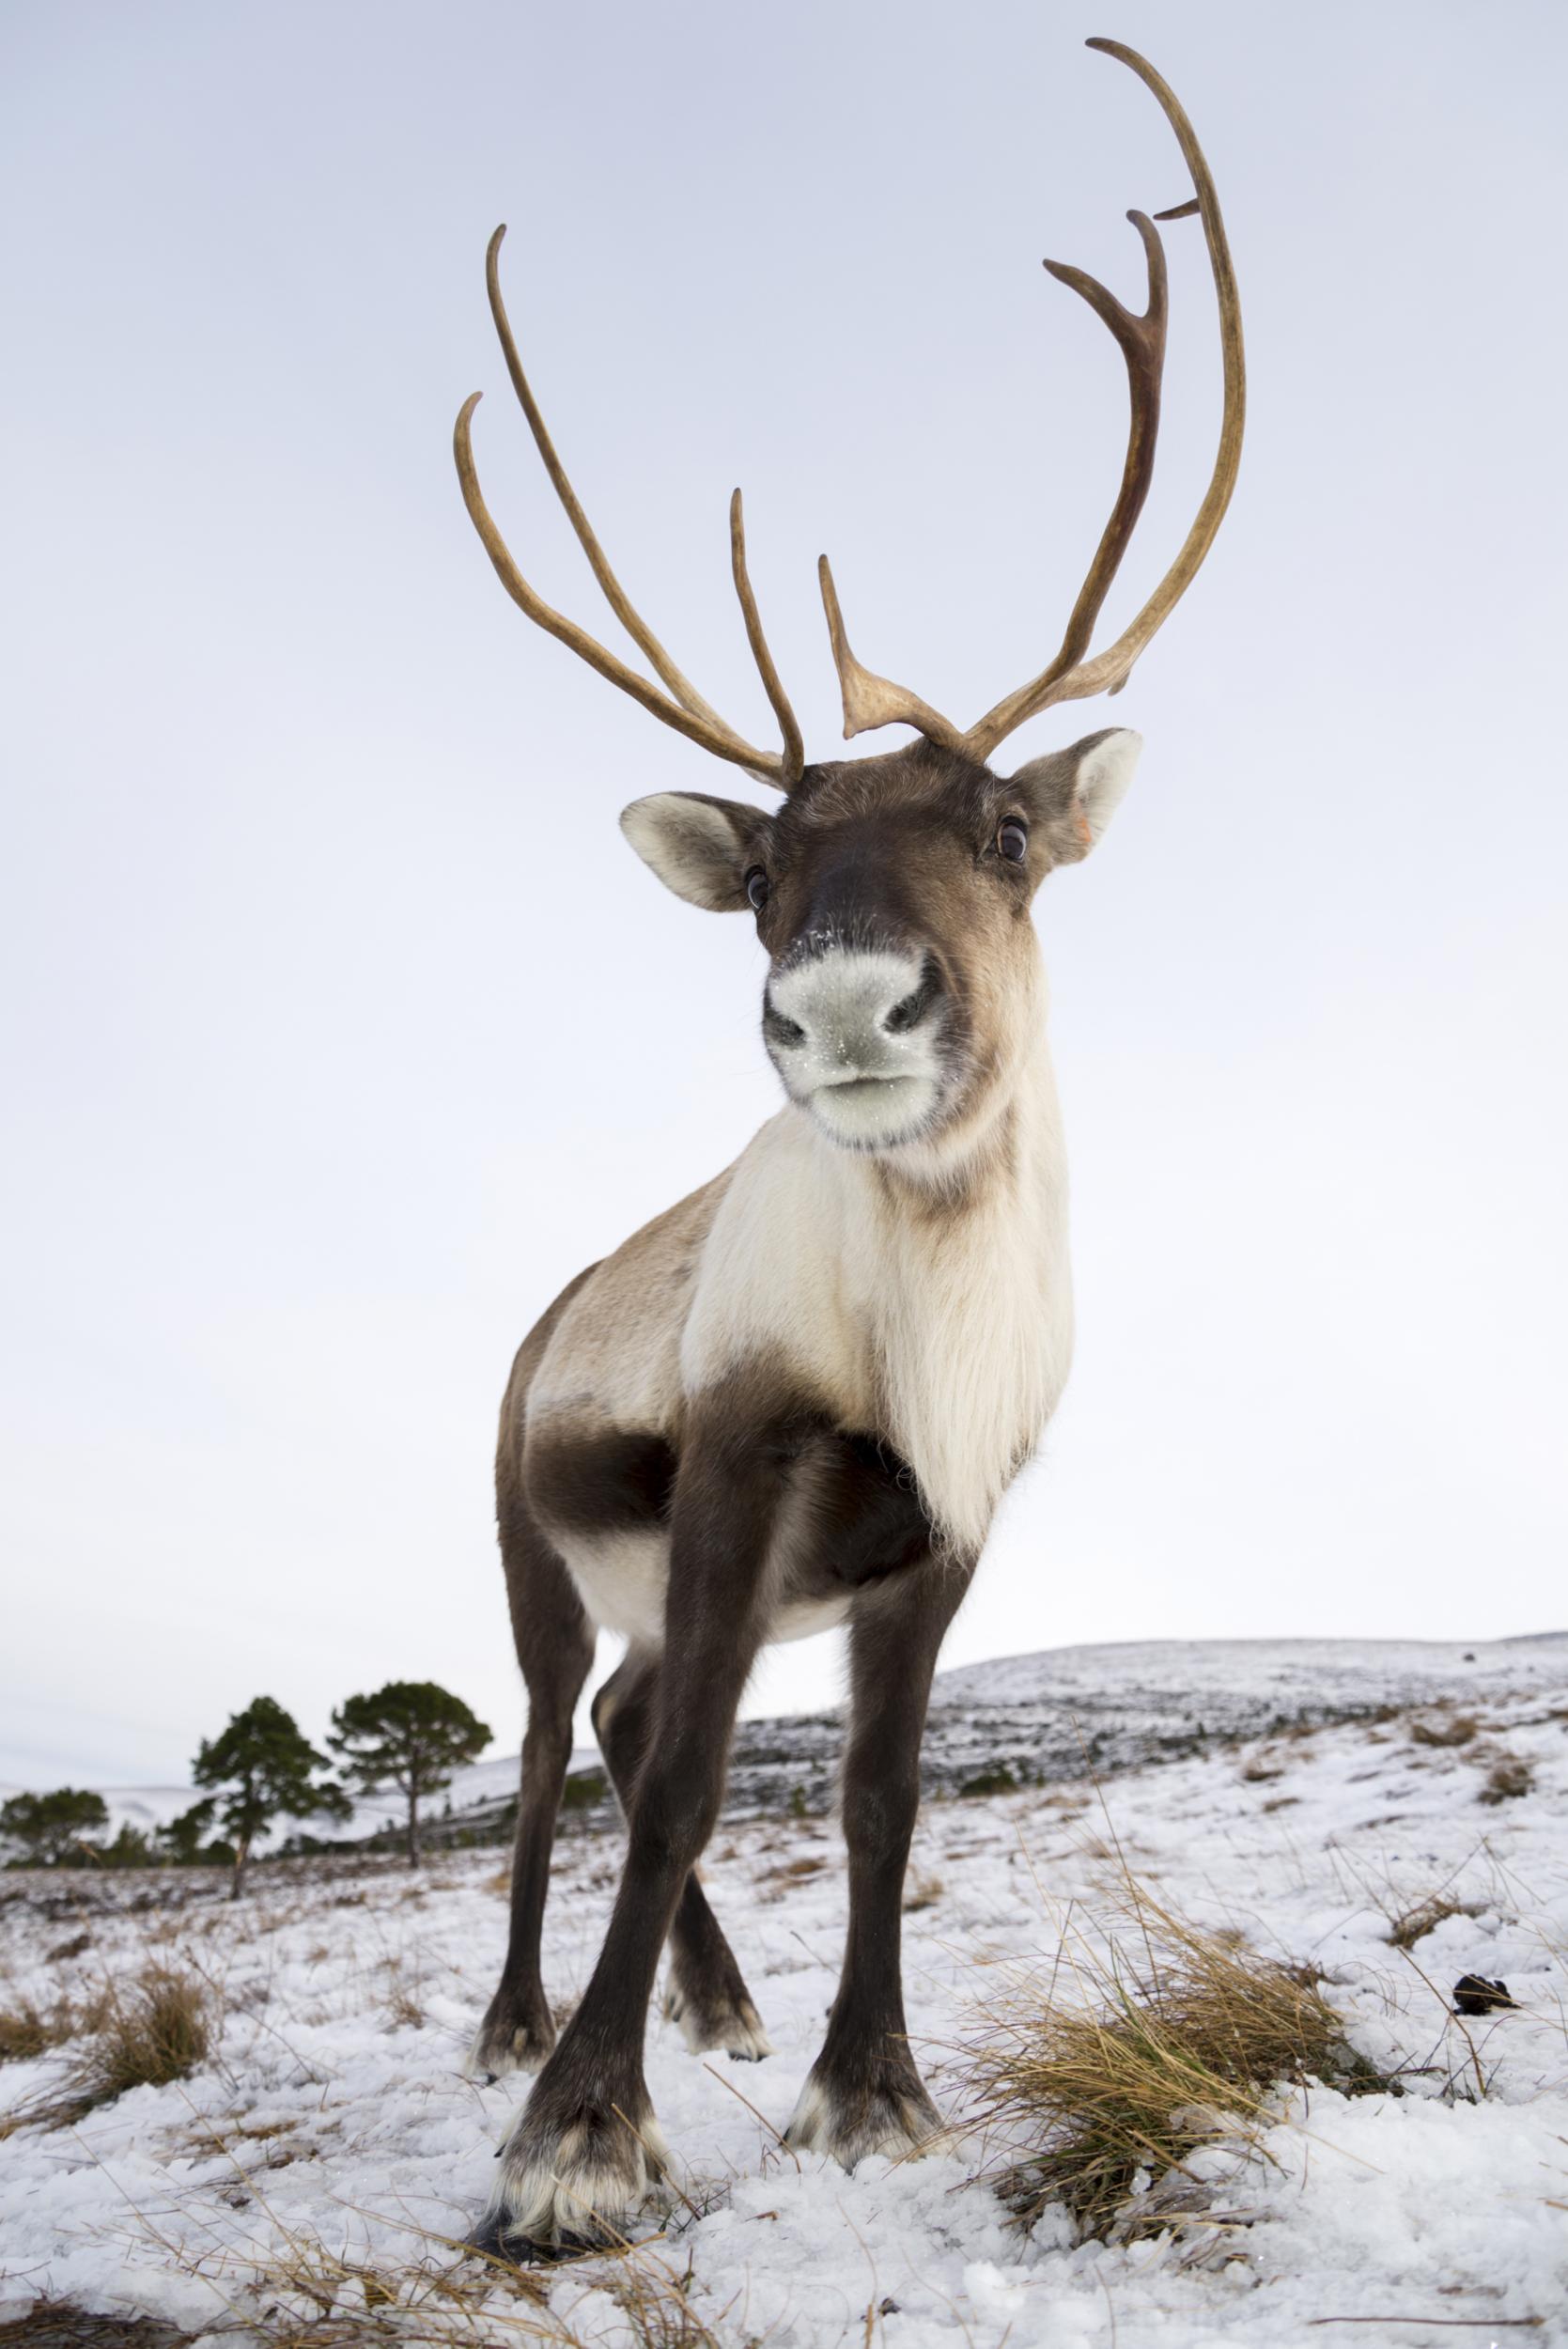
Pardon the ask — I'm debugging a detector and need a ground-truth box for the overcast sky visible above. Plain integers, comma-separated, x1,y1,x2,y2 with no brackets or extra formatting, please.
3,1,1564,1792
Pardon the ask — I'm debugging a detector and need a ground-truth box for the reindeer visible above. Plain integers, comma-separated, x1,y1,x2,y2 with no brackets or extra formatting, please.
451,38,1244,2257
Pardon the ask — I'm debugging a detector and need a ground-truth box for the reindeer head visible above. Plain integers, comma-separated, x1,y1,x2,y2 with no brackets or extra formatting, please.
455,40,1243,1157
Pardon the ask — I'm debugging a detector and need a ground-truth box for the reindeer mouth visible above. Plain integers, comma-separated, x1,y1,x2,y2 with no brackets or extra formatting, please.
805,1071,939,1148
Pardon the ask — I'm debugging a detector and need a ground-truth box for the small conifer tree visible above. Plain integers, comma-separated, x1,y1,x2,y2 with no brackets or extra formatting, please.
192,1697,347,1896
328,1681,491,1865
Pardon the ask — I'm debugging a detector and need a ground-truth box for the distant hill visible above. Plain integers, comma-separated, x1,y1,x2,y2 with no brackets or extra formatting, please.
8,1631,1563,1860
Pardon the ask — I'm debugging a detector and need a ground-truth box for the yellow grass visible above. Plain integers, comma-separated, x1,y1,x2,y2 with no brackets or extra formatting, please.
955,1875,1368,2240
72,1964,211,2104
110,2200,740,2349
0,1996,72,2062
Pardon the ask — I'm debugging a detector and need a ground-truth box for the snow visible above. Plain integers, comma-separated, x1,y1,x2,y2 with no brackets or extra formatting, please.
3,1635,1566,2345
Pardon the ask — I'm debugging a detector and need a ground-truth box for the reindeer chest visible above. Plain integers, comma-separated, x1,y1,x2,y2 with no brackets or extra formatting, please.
858,1183,1074,1553
683,1106,1074,1558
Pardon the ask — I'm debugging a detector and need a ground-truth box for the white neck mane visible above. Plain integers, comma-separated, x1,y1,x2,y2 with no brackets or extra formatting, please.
849,1019,1073,1552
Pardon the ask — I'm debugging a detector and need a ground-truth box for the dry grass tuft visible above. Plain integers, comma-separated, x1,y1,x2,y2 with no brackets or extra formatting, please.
0,2300,192,2346
0,1979,116,2074
1409,1713,1479,1749
116,2215,737,2349
601,2251,736,2349
71,1965,211,2106
0,1998,70,2063
762,1856,823,1883
0,1971,198,2137
1479,1752,1533,1804
955,1879,1373,2242
385,1983,426,2030
1385,1892,1471,1951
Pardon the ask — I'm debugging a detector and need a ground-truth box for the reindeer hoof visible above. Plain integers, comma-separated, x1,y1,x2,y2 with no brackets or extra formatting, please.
784,2063,942,2168
478,2092,669,2258
662,1978,774,2062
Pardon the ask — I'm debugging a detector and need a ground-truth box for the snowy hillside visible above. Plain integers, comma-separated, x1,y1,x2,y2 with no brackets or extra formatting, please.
19,1631,1566,1852
3,1635,1566,2344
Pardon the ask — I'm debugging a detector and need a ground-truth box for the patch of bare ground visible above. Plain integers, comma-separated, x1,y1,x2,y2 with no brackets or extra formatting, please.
760,1856,824,1883
1479,1752,1534,1804
1409,1712,1480,1749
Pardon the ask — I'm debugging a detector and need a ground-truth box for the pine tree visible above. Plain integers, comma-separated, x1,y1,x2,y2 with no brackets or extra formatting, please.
328,1681,491,1866
0,1786,110,1866
191,1697,347,1896
159,1797,225,1866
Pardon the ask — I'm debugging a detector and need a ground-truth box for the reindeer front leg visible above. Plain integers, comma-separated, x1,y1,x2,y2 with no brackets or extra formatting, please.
787,1559,971,2165
474,1398,797,2260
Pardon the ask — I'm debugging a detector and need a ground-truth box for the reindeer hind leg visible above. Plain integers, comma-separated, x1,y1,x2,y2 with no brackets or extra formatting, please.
593,1651,772,2062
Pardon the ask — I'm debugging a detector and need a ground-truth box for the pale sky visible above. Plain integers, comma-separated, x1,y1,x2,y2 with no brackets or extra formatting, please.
3,1,1564,1790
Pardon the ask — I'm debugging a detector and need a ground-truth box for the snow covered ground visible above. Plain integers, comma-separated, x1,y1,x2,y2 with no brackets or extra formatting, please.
3,1635,1566,2345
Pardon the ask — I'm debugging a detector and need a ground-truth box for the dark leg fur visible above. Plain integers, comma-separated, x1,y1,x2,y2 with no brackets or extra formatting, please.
594,1655,772,2062
786,1558,972,2164
469,1486,595,2080
479,1399,799,2254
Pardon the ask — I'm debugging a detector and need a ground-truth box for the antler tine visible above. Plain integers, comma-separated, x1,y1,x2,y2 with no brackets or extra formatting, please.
955,210,1167,754
964,39,1246,762
458,226,808,786
1037,209,1168,676
483,226,741,745
730,490,805,787
455,392,779,776
816,553,968,754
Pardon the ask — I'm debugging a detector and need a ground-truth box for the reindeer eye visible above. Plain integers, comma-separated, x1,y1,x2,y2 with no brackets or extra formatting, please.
997,818,1029,863
745,866,770,911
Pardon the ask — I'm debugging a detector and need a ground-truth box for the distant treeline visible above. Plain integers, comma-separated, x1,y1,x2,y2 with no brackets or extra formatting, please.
2,1681,492,1895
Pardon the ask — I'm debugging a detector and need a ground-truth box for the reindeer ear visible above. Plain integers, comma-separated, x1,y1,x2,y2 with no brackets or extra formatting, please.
1011,726,1142,865
619,792,765,911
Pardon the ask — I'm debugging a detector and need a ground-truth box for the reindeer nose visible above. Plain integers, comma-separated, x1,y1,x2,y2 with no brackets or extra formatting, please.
764,948,943,1071
881,958,944,1034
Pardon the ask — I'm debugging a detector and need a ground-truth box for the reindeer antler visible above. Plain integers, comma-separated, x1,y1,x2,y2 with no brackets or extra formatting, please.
458,45,1242,784
817,38,1246,765
455,226,804,788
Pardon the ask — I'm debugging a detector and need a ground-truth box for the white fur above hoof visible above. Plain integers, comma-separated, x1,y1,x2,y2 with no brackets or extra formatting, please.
480,2107,669,2257
784,2068,942,2168
663,1982,775,2062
